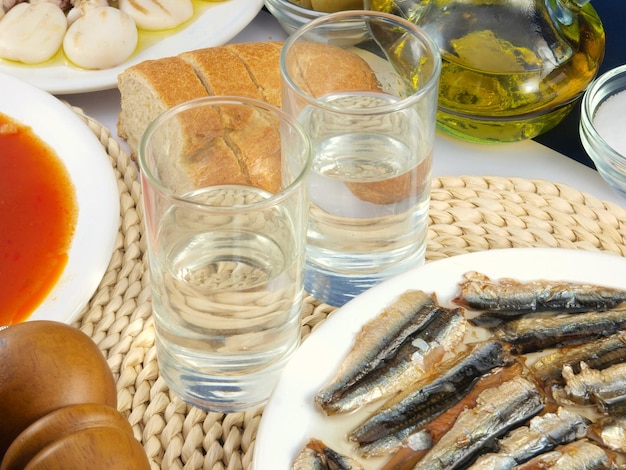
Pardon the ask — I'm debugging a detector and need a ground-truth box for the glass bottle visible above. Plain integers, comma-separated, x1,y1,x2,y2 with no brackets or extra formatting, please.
369,0,605,143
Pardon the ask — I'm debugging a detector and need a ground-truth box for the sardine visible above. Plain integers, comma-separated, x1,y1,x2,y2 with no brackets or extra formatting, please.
323,306,467,414
596,393,626,416
315,290,456,415
349,340,513,457
588,416,626,453
561,361,626,407
291,438,363,470
454,271,626,324
411,376,544,470
512,439,613,469
530,331,626,385
495,306,626,354
467,407,589,470
381,363,525,470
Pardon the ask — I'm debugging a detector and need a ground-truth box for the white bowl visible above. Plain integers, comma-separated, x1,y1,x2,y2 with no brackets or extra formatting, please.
580,64,626,199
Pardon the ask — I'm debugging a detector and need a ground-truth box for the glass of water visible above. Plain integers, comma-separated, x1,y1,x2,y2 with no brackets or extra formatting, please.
139,97,311,412
280,10,441,307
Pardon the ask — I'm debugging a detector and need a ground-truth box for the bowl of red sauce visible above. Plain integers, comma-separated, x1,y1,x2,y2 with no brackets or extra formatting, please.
0,113,78,325
0,71,119,326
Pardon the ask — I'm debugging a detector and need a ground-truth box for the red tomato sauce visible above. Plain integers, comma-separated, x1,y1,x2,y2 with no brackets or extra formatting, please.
0,113,77,325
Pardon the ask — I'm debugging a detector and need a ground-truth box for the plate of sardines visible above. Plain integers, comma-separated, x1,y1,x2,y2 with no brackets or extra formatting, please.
254,247,626,469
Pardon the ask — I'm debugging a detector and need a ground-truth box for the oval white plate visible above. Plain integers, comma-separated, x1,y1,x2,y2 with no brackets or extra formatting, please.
0,0,264,94
254,247,626,469
0,72,119,325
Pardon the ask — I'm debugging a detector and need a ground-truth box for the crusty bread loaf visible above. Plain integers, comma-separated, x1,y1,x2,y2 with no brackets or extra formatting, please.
118,42,285,194
117,41,385,197
118,42,284,162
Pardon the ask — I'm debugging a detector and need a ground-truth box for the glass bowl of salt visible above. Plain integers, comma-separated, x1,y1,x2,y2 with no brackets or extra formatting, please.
580,63,626,199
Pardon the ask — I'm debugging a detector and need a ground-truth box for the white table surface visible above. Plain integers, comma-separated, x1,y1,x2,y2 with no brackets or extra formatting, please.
61,9,625,208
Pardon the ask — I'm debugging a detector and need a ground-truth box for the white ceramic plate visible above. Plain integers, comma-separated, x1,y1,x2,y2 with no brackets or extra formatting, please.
0,71,119,325
0,0,264,95
254,247,626,469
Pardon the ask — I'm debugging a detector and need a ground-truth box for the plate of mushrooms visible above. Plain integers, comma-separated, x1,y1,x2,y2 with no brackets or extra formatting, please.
0,0,264,94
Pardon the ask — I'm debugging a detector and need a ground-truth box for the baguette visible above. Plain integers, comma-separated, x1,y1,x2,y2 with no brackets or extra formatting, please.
117,42,284,163
117,41,393,199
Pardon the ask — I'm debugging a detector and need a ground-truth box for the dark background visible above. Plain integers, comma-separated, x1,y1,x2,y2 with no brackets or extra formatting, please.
534,2,626,169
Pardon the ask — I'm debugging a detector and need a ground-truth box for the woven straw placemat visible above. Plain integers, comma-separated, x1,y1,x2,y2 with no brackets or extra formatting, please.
68,104,626,470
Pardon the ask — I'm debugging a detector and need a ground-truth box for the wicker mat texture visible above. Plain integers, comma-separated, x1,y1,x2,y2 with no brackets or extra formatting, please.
68,104,626,470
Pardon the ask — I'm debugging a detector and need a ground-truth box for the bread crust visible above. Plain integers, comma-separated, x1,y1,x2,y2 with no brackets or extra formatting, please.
179,46,262,100
118,42,284,194
117,56,208,154
177,44,283,193
286,42,381,98
225,42,283,108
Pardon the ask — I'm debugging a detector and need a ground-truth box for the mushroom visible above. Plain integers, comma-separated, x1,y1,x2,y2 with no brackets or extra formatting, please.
118,0,192,31
0,2,67,64
63,5,138,69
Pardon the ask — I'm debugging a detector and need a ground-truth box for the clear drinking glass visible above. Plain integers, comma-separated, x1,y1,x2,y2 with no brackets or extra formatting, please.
280,10,441,306
139,97,311,412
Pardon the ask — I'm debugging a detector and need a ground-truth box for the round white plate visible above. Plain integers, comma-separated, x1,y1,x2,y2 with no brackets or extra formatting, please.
0,71,119,325
254,247,626,469
0,0,264,95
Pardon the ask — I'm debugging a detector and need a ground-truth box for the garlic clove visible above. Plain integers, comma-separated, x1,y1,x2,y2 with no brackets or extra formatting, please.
118,0,193,31
0,3,67,64
63,6,138,70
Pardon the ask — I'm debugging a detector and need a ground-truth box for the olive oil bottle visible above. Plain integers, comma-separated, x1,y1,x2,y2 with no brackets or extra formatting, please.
369,0,605,142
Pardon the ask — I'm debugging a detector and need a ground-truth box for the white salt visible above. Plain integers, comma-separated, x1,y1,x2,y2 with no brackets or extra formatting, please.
593,89,626,156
